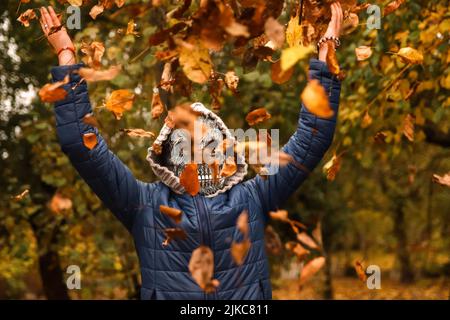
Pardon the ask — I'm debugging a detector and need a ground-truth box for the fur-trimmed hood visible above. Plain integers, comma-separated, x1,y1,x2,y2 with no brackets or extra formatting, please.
146,102,247,197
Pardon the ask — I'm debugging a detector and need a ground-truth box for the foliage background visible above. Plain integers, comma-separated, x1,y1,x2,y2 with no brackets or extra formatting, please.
0,0,449,299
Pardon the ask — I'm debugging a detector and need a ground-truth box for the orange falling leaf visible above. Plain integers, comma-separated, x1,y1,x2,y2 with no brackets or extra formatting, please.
78,65,121,82
180,163,200,196
82,113,100,128
299,256,326,286
49,193,73,214
231,239,251,265
354,260,368,282
121,128,155,138
269,209,289,222
189,246,220,293
245,108,271,126
38,75,69,103
82,132,98,150
160,205,183,223
17,9,37,27
301,79,334,118
219,157,237,178
271,60,294,84
162,228,187,247
355,46,373,61
105,89,135,120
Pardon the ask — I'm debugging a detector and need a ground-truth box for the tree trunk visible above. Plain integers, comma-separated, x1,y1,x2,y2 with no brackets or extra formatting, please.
30,220,70,300
393,204,415,283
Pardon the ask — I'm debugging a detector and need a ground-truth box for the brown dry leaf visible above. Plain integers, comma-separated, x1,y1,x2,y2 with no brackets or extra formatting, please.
301,79,333,118
323,152,342,181
38,75,69,103
180,163,200,196
12,189,29,201
17,9,37,27
245,108,271,126
224,71,239,93
354,260,368,282
403,113,415,142
83,113,100,128
78,65,121,82
286,242,310,261
82,133,98,150
178,37,212,84
105,89,134,120
432,173,450,187
271,60,294,84
162,228,188,246
325,41,340,75
384,0,406,16
269,209,288,222
122,128,155,138
89,4,104,19
264,17,285,50
189,246,220,293
355,46,373,61
231,239,251,265
151,90,165,119
361,109,373,128
374,131,387,144
396,47,424,65
297,232,320,250
236,210,249,237
80,41,105,69
299,256,326,286
220,156,237,178
342,13,359,35
265,225,282,256
49,193,73,214
160,205,182,223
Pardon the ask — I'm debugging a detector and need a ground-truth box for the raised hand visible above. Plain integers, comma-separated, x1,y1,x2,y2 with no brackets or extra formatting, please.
39,6,76,66
318,2,344,62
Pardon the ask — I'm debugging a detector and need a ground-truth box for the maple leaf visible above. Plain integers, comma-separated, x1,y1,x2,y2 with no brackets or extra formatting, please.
105,89,135,120
80,41,105,69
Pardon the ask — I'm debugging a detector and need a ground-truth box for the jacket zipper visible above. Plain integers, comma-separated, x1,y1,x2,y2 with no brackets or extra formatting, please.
193,195,217,300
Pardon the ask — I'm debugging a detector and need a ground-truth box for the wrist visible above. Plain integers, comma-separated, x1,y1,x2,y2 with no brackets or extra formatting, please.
58,50,76,66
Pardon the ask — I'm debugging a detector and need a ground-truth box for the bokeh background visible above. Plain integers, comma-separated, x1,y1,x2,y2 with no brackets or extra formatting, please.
0,0,449,299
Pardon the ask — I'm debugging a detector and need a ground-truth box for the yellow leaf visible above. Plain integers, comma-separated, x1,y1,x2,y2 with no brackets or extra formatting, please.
285,15,303,48
105,89,134,120
280,46,314,71
396,47,424,64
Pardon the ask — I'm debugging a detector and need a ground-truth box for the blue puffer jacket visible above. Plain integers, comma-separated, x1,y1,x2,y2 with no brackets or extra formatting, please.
51,59,341,300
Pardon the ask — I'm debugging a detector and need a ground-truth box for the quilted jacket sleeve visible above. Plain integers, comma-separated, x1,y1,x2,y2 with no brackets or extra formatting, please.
51,63,142,231
247,59,341,218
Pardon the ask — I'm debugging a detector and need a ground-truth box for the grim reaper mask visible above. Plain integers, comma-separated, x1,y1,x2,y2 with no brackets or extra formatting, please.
146,102,247,197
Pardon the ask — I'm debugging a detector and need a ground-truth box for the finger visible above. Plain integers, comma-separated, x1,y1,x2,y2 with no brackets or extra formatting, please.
41,7,54,29
48,6,61,26
39,17,48,36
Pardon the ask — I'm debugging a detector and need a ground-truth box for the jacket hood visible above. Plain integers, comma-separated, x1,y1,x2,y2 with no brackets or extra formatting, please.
146,102,247,197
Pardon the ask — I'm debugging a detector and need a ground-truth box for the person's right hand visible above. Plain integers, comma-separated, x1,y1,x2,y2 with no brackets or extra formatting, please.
39,6,76,66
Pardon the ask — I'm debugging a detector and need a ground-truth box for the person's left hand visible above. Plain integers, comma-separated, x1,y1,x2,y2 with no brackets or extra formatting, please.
318,2,343,62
